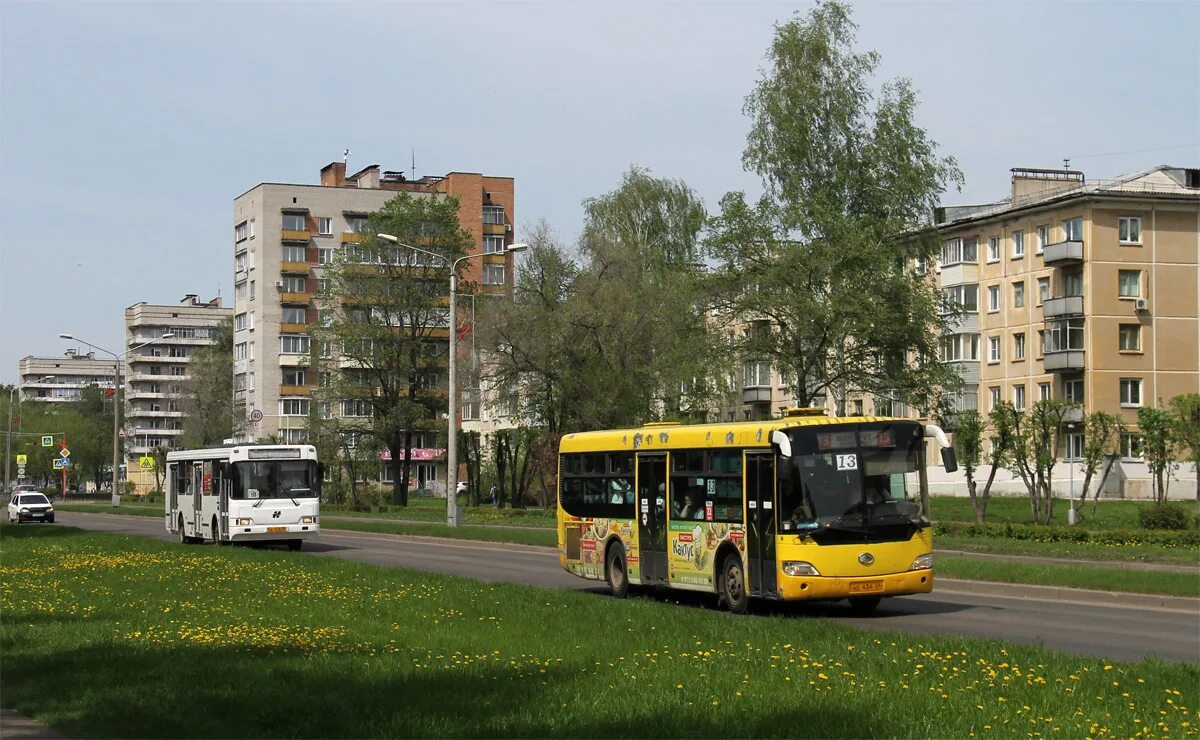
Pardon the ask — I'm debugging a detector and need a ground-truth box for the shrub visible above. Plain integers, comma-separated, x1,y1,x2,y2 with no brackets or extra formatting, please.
933,520,1200,548
1138,503,1193,531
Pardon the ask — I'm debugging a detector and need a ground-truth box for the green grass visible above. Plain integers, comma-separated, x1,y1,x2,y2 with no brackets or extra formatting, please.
323,496,557,528
2,524,1196,739
930,495,1190,531
936,534,1200,567
322,518,557,547
937,556,1200,597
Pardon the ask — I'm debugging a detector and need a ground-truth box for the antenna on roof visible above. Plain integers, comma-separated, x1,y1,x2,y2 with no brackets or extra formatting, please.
412,148,416,179
1063,157,1071,170
343,148,351,167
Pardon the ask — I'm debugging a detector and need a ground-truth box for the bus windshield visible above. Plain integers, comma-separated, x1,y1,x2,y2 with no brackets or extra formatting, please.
232,460,319,500
779,421,926,541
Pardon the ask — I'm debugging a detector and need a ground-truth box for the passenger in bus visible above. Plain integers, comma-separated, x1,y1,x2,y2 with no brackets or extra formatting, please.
678,491,703,520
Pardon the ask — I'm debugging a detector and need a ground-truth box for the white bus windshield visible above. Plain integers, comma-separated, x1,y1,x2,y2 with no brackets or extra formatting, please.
232,460,318,500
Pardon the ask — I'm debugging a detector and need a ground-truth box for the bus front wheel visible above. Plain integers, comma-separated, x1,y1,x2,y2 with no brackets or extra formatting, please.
605,543,629,599
719,554,749,614
178,516,192,545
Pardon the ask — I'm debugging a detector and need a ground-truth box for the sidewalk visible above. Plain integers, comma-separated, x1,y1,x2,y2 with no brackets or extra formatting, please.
0,707,65,739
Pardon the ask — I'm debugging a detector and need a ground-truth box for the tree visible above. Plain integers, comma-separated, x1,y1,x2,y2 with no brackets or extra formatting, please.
491,427,538,509
1138,406,1179,506
313,192,474,506
150,444,171,495
994,400,1071,524
952,409,1005,523
179,318,240,447
458,429,484,507
706,1,963,416
1077,411,1123,519
1167,393,1200,510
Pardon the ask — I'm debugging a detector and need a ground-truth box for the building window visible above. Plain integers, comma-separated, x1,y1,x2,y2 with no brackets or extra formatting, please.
280,398,309,416
462,399,480,421
319,341,333,359
484,235,505,254
317,278,329,295
1119,378,1142,407
1013,281,1025,308
483,264,505,285
987,236,1000,263
1012,384,1026,411
1117,270,1142,298
234,313,248,331
281,335,310,355
1063,217,1083,242
940,334,979,362
282,245,306,262
1065,379,1084,404
234,281,247,301
1036,329,1045,357
1038,382,1051,402
282,213,307,231
941,237,978,266
235,251,247,272
483,205,505,225
988,285,1000,313
235,221,248,242
1118,324,1141,352
318,247,334,265
850,399,864,416
282,368,306,386
988,336,1000,364
1065,433,1084,461
281,276,307,293
942,284,978,313
743,361,771,388
1121,432,1143,459
234,342,247,361
989,386,1001,410
282,307,307,324
318,217,333,236
1037,277,1050,305
1118,216,1141,245
1036,225,1048,254
1012,230,1024,258
249,219,256,239
341,399,372,417
914,256,927,275
346,216,369,233
1013,332,1026,360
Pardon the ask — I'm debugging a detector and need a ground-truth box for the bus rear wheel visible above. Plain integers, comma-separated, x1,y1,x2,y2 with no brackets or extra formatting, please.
847,596,882,614
605,544,629,599
719,554,749,614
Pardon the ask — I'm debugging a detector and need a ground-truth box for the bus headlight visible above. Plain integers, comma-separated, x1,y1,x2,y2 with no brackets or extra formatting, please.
910,553,933,570
782,561,820,577
300,515,316,524
236,518,252,526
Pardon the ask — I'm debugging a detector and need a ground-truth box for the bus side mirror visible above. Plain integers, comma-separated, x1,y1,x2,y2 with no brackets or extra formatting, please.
941,447,958,473
317,462,326,481
770,430,792,459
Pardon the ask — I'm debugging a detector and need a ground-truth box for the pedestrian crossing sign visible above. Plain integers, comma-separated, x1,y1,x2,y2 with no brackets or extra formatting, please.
139,456,155,470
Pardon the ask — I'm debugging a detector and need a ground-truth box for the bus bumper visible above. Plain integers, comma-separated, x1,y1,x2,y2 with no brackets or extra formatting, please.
778,568,933,601
228,524,319,542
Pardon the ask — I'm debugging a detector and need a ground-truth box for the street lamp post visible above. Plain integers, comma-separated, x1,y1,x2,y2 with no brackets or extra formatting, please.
5,376,52,491
377,233,527,526
59,332,174,507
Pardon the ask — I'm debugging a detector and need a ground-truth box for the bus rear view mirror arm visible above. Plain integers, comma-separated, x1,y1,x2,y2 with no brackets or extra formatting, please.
924,424,958,473
770,430,792,459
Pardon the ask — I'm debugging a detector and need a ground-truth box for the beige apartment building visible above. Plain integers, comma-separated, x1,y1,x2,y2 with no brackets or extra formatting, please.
123,295,231,490
18,352,121,403
232,160,517,491
931,165,1199,496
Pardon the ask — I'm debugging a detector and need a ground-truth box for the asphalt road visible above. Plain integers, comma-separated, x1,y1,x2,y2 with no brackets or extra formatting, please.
55,511,1199,663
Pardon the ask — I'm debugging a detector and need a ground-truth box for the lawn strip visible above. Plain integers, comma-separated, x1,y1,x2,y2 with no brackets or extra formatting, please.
935,534,1198,567
2,523,1196,739
937,556,1200,598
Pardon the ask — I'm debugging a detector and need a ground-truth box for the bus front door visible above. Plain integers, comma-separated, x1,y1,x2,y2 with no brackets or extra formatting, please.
636,454,667,585
746,452,778,598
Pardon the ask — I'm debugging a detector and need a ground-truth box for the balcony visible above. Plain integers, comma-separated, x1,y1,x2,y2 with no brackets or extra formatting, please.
281,229,311,242
279,385,311,396
1043,239,1084,265
944,312,979,334
944,360,981,385
1044,350,1085,372
743,387,773,404
279,292,313,305
279,323,308,334
129,410,183,418
482,223,507,236
1043,295,1084,318
340,232,363,244
939,263,979,287
1062,406,1084,424
280,261,311,274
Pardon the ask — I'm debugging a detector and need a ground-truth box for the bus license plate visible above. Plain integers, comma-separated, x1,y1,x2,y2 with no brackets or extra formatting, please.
267,526,287,533
849,580,884,594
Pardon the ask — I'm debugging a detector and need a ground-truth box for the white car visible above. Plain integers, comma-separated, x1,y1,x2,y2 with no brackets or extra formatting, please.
8,492,55,524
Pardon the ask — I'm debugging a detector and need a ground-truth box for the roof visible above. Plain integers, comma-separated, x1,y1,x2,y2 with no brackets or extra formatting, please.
937,165,1200,229
560,415,910,454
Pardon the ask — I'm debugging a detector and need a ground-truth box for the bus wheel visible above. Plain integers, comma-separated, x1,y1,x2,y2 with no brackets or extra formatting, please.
178,516,190,545
719,554,749,614
847,596,882,614
605,543,629,599
213,517,229,546
287,539,302,552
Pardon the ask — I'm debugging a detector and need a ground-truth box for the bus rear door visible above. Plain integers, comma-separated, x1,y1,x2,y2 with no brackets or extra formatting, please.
636,454,667,585
746,452,778,598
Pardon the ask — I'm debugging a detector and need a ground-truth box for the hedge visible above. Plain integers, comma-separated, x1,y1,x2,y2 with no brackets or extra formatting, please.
933,520,1200,549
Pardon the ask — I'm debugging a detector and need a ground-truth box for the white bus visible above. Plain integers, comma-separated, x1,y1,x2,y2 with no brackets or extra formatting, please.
165,444,321,550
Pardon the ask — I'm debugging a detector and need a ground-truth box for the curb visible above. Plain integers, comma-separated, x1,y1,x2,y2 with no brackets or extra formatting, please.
936,577,1200,612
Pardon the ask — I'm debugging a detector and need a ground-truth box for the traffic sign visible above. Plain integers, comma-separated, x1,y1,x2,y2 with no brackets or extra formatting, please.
139,455,155,470
17,466,25,477
53,458,70,470
59,448,71,459
16,454,27,465
41,436,54,447
249,409,263,423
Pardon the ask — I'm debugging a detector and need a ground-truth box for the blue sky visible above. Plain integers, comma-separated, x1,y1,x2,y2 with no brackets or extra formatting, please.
2,1,1197,382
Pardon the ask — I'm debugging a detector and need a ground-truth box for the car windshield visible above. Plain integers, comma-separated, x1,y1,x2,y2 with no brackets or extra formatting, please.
779,422,925,541
18,494,50,506
232,460,318,500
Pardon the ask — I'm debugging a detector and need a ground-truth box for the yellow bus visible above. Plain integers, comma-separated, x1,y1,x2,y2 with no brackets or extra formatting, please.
557,409,957,613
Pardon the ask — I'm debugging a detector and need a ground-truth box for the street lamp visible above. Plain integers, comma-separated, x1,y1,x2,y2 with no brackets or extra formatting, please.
377,233,528,526
5,376,52,492
58,332,174,507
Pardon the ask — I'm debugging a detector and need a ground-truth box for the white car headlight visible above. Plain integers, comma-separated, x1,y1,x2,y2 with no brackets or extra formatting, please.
300,515,316,524
782,561,820,577
20,508,29,513
46,506,53,512
235,518,252,526
910,553,933,570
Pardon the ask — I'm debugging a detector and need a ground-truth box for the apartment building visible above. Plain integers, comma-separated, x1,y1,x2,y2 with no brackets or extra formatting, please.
931,165,1199,495
123,295,231,489
232,160,516,490
18,352,121,402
